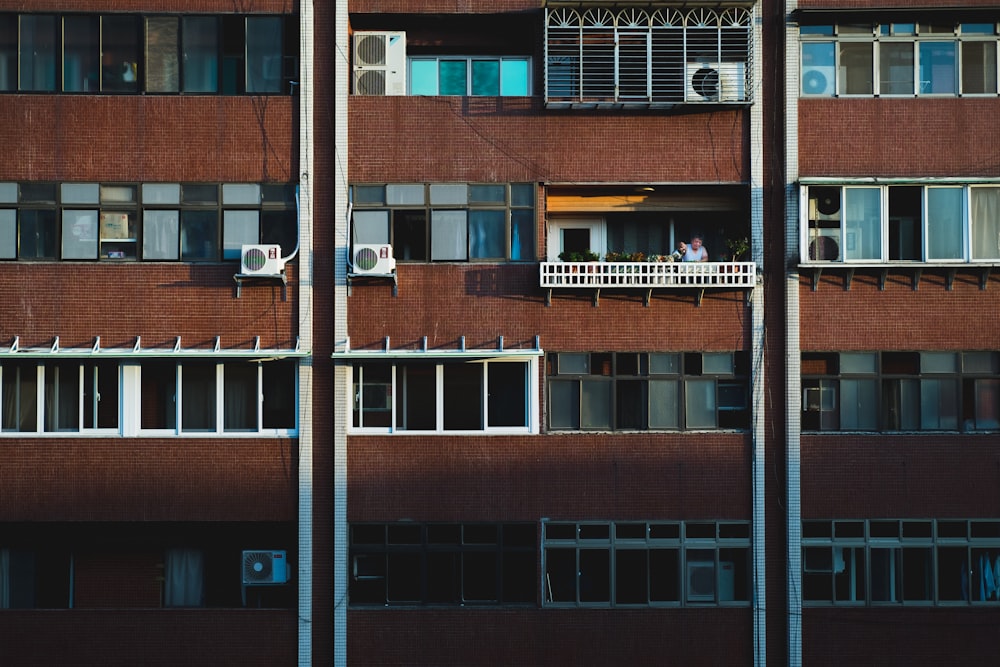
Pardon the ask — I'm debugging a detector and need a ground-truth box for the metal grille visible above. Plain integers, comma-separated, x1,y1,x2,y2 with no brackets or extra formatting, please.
545,6,754,107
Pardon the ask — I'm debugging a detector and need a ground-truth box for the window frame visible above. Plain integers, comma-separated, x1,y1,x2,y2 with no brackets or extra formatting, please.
800,22,1000,98
350,356,539,435
801,351,1000,433
542,520,751,608
802,518,1000,606
408,56,532,96
546,351,749,432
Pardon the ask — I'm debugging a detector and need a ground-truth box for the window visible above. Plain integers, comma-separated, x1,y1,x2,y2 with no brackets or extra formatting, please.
803,184,1000,263
0,182,295,262
547,352,749,431
543,521,750,607
351,357,537,434
803,519,1000,605
0,546,72,608
545,6,754,106
0,12,296,95
801,22,1000,97
409,56,530,96
349,523,536,606
802,351,1000,432
350,183,535,262
0,358,296,436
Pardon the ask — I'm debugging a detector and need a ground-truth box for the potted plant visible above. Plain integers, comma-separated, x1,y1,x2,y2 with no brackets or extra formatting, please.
558,249,600,262
725,236,750,262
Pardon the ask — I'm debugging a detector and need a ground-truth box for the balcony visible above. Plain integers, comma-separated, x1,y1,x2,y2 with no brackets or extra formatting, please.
540,261,756,306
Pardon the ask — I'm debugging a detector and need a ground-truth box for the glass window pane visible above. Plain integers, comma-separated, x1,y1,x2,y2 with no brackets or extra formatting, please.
143,210,179,260
510,210,533,261
921,378,959,429
396,364,436,430
880,43,914,95
469,185,505,204
926,187,964,260
140,361,176,429
650,353,680,375
18,210,57,259
430,209,467,260
500,59,530,95
559,353,589,374
182,17,218,93
222,210,259,259
392,210,427,261
962,42,997,94
0,16,16,91
487,362,526,428
511,184,533,208
409,59,438,95
386,184,424,205
181,210,219,260
579,549,610,602
549,380,580,429
101,16,140,92
844,188,881,260
580,380,611,429
471,60,500,96
649,379,679,428
429,184,468,206
802,42,836,95
223,363,258,431
352,185,384,205
0,183,16,203
352,210,389,245
919,41,956,94
443,364,482,430
439,60,467,95
971,187,1000,260
840,379,878,429
839,42,873,95
262,360,295,429
62,210,98,259
841,352,877,374
63,16,100,93
181,363,216,431
246,17,282,93
261,209,296,255
20,15,57,92
353,364,391,428
703,353,734,375
921,352,958,373
0,209,15,258
142,183,181,205
469,210,505,259
2,361,38,432
972,379,1000,430
146,17,179,93
222,184,260,205
43,362,79,431
685,379,716,428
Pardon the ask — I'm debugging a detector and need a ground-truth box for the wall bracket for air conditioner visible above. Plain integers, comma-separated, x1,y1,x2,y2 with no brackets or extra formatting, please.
234,272,287,300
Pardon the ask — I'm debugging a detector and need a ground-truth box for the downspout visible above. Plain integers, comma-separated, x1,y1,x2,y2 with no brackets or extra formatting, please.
297,1,315,666
333,0,350,665
784,2,803,666
750,4,767,666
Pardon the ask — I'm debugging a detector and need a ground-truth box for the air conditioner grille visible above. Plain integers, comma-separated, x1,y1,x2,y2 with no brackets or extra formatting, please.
354,246,380,272
355,69,386,96
243,551,273,582
690,66,721,99
356,34,386,67
242,247,268,273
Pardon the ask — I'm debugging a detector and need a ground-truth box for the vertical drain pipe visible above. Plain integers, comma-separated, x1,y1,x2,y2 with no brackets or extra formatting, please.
750,4,767,665
333,0,350,665
297,1,315,665
784,2,803,665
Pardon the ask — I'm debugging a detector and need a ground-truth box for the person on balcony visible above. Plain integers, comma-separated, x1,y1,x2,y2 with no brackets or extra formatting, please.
680,235,709,262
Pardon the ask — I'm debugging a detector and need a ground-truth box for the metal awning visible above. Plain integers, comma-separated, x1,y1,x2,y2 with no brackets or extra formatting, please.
332,335,543,360
0,336,309,359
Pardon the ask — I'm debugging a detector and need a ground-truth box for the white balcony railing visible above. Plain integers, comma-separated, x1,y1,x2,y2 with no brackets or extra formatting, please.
540,261,757,289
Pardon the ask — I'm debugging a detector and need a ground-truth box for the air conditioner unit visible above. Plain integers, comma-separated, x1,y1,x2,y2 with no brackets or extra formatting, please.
809,193,841,221
686,62,746,102
352,243,396,275
808,228,840,261
353,31,406,95
802,65,836,96
240,244,285,277
242,550,289,585
687,560,736,602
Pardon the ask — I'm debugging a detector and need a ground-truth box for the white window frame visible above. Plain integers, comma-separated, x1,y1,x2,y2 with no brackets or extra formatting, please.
546,217,607,262
349,355,540,435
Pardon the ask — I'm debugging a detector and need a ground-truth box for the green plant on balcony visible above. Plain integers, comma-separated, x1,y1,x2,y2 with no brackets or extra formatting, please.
558,249,600,262
725,236,750,262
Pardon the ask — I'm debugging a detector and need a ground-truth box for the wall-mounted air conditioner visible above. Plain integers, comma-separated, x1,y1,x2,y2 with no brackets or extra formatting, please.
809,193,841,221
686,62,746,102
802,65,836,96
353,31,406,95
351,244,396,275
686,560,736,602
808,228,841,261
242,550,289,585
239,244,285,276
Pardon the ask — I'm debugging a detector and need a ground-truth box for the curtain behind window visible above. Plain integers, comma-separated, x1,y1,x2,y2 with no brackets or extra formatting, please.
972,188,1000,260
164,548,204,607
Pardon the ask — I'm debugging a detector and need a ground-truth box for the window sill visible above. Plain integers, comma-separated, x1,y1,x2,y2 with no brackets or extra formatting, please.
798,261,999,291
